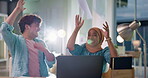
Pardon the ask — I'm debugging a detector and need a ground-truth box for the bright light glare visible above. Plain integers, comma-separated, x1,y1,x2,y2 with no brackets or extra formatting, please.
47,72,56,78
132,40,141,47
58,29,66,38
45,30,57,42
117,35,124,43
52,51,61,57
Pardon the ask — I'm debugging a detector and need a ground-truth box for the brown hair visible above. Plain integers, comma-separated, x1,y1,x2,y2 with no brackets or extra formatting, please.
18,14,42,33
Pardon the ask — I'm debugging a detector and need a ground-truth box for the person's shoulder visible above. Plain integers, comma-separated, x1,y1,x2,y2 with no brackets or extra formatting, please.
72,43,86,50
104,46,109,49
81,43,86,47
2,22,10,25
1,22,14,30
75,43,86,49
102,46,109,52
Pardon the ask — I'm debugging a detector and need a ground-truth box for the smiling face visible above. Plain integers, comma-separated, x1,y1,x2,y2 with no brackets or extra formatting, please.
27,22,41,39
18,14,42,34
87,29,100,47
18,14,42,39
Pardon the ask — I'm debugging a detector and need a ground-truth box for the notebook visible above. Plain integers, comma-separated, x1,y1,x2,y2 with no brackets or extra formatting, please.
56,56,104,78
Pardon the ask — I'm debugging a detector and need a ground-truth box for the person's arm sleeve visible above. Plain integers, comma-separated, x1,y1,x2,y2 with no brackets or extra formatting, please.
45,54,56,68
41,41,55,68
103,47,111,64
67,44,83,55
0,22,17,56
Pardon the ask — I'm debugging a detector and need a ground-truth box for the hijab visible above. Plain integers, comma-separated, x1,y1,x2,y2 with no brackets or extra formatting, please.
86,27,104,53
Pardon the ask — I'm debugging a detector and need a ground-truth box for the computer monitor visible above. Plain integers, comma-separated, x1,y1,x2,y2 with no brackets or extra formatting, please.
56,56,104,78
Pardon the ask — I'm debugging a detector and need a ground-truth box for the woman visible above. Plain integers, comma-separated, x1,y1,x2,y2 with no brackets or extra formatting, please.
67,15,118,73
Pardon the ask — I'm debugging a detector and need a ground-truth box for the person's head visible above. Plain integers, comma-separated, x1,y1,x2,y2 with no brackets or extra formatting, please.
18,14,42,39
87,27,104,47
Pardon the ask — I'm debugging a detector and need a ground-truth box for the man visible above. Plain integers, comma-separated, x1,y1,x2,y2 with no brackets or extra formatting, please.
0,0,55,77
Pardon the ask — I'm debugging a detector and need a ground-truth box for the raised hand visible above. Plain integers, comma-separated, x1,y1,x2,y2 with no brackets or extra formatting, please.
67,15,84,51
101,21,110,38
75,15,84,29
102,22,118,57
16,0,26,13
5,0,26,25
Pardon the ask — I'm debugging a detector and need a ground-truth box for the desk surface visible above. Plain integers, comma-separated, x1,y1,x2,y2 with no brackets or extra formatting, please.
125,51,141,58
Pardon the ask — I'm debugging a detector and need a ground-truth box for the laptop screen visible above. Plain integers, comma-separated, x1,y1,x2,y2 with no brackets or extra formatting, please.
56,56,104,78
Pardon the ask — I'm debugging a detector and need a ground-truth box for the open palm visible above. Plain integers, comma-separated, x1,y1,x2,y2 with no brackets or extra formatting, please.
16,0,26,12
75,15,84,29
101,22,110,38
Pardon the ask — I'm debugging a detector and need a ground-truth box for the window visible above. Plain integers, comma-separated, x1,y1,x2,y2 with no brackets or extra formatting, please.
116,0,148,66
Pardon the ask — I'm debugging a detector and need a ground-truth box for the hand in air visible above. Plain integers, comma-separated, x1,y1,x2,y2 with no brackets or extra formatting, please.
101,21,110,38
75,15,84,29
16,0,26,12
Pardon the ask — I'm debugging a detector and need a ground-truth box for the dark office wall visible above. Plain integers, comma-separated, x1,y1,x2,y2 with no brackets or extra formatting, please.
0,1,7,14
0,0,22,34
9,1,22,34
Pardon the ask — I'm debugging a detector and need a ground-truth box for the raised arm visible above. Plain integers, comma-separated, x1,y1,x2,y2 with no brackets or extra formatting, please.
67,15,84,51
5,0,26,25
101,22,118,57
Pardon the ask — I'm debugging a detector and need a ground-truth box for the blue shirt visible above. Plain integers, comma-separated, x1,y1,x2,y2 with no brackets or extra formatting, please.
68,44,110,73
0,22,55,77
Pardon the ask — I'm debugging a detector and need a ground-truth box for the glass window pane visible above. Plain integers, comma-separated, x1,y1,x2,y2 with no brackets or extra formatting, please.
116,0,148,22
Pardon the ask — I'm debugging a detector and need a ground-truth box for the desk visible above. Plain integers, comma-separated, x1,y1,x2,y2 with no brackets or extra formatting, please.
103,55,136,78
125,51,141,58
125,51,142,66
111,68,134,78
102,68,134,78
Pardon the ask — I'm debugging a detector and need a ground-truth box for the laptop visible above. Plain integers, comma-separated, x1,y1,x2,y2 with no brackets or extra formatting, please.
56,56,104,78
